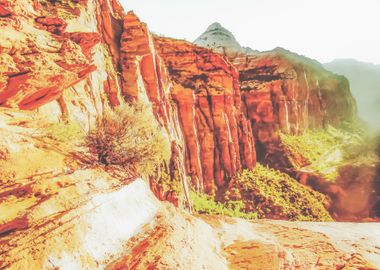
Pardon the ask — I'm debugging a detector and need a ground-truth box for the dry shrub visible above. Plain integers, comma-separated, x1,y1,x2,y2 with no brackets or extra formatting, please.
86,103,170,175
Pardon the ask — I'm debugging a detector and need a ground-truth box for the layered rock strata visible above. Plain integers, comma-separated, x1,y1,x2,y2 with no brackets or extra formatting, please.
194,25,357,166
154,36,256,193
1,4,359,196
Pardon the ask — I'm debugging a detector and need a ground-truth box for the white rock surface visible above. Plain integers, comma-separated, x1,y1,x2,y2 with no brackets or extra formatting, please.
194,22,257,57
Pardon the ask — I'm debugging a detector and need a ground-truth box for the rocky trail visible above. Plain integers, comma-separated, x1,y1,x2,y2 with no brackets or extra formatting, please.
106,200,380,270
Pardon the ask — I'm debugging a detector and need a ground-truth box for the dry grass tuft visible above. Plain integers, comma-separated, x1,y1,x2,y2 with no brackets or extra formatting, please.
86,103,170,176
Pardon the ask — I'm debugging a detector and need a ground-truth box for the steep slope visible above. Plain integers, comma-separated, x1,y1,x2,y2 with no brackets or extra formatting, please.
234,49,357,165
153,36,256,193
324,59,380,131
120,13,257,194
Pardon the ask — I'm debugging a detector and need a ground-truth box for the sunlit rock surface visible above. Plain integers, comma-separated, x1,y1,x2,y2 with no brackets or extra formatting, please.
154,36,256,193
0,1,378,269
0,0,126,126
0,109,379,270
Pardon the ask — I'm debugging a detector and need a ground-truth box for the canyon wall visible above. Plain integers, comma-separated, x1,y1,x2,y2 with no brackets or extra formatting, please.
234,49,357,141
154,36,256,193
0,0,357,195
0,0,127,129
233,49,357,167
110,11,257,193
194,25,357,169
0,0,257,194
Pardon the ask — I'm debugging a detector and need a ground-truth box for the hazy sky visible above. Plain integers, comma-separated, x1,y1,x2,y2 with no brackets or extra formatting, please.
120,0,380,64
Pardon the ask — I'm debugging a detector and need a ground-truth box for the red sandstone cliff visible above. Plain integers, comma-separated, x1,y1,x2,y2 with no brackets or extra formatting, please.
154,36,256,193
234,48,357,138
0,1,357,195
117,12,258,194
0,2,257,195
0,0,129,133
234,49,357,168
194,24,357,171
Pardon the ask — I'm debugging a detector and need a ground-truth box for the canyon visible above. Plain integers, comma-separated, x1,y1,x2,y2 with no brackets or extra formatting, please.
0,0,379,269
194,23,357,166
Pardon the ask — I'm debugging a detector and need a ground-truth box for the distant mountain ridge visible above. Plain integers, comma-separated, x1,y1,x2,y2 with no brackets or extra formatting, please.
324,59,380,131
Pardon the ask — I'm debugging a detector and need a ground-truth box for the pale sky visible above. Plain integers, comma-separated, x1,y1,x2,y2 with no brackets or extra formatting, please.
120,0,380,65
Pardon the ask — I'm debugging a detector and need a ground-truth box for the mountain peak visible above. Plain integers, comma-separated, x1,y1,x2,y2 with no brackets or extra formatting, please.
206,22,223,31
194,22,253,57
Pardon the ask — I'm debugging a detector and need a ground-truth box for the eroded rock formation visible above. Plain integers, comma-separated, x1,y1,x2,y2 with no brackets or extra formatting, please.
118,12,257,193
154,36,256,193
194,24,357,167
0,0,259,196
234,48,357,141
0,0,359,197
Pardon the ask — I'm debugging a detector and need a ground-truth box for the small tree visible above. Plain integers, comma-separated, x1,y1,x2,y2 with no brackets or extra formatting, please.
86,102,170,176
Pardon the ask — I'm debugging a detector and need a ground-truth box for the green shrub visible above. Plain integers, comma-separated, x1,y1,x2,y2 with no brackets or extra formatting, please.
190,191,258,220
86,103,170,176
159,170,182,194
226,164,333,221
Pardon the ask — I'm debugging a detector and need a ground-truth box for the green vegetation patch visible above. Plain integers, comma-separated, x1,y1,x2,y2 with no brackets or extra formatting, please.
279,125,346,165
190,191,258,220
280,123,378,181
45,120,84,143
225,164,333,221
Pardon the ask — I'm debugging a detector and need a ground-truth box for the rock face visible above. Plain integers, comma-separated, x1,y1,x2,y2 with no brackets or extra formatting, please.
0,0,126,120
0,2,96,110
0,2,257,194
115,12,257,193
154,36,256,193
236,49,357,166
119,12,178,134
195,24,357,165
